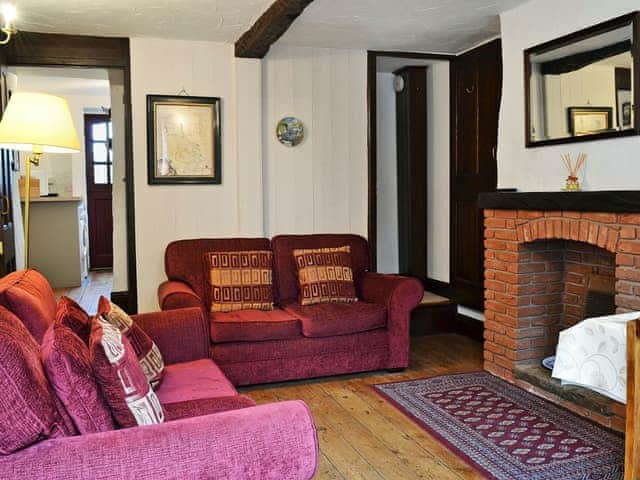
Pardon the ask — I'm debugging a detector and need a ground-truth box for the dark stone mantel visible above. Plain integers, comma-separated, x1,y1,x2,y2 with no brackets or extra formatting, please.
478,190,640,213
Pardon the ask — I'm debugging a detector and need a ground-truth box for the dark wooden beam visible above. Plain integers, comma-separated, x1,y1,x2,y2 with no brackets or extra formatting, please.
235,0,314,58
3,31,129,68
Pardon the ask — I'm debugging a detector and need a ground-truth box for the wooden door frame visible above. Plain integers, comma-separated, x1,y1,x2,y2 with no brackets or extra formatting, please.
366,50,454,273
4,32,138,312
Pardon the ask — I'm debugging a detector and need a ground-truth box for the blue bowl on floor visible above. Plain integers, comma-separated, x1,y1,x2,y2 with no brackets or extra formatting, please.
541,356,555,371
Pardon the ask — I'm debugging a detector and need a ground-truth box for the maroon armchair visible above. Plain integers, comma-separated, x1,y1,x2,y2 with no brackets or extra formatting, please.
159,234,424,385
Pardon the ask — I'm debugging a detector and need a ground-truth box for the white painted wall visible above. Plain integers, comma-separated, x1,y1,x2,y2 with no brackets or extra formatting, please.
499,0,640,191
376,73,398,274
375,62,450,281
426,62,451,283
130,38,263,312
109,70,128,292
262,46,368,238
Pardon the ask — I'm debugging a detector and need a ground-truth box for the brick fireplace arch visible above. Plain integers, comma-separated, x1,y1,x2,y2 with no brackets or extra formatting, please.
482,209,640,430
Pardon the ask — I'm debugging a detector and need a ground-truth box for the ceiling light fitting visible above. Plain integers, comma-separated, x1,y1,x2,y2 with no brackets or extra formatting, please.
0,3,17,45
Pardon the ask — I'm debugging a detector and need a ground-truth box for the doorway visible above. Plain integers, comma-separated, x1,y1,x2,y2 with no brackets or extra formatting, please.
368,51,453,281
5,66,116,306
4,32,137,312
84,113,113,270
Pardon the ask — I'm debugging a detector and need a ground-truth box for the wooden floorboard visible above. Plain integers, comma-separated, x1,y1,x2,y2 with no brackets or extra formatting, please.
241,334,485,480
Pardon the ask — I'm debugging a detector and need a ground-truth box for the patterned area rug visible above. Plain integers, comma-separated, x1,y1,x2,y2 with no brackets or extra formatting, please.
374,372,624,480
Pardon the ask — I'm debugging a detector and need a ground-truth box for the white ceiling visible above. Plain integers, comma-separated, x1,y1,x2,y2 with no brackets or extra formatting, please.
11,0,527,53
12,0,274,42
8,67,111,97
278,0,529,53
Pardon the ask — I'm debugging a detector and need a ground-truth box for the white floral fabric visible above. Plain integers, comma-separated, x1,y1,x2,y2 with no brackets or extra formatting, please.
552,312,640,403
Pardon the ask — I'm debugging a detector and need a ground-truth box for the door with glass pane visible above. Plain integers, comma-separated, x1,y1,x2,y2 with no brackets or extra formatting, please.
84,114,113,270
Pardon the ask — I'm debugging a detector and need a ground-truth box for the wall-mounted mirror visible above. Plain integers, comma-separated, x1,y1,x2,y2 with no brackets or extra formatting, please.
525,12,639,147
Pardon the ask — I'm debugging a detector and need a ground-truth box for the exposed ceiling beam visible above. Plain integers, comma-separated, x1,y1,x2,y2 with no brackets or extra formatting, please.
235,0,314,58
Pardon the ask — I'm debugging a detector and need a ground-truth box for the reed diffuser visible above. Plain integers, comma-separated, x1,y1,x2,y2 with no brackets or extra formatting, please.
561,153,586,191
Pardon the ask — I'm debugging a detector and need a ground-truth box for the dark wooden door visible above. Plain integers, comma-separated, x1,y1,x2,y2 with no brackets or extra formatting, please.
85,114,113,270
396,66,428,279
450,39,501,310
0,50,16,276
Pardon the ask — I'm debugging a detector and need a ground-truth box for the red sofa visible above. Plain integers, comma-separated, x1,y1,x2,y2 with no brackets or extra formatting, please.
0,270,318,479
158,234,424,386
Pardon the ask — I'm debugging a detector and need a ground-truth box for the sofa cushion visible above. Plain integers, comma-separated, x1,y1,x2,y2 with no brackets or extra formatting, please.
204,250,274,313
284,301,387,338
164,395,256,422
210,308,301,343
98,296,165,387
165,238,272,302
90,316,165,428
0,305,74,454
156,359,237,404
56,296,91,344
272,234,371,304
41,323,115,434
293,246,358,306
0,269,56,343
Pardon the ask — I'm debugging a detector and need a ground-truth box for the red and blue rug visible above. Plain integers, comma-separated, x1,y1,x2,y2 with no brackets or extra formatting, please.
374,372,624,480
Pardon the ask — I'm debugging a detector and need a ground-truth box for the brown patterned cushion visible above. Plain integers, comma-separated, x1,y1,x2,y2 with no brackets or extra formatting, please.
293,246,358,306
205,250,274,313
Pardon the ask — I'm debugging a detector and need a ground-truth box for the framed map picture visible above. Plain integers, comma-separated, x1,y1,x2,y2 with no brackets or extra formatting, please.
146,95,221,184
567,106,613,136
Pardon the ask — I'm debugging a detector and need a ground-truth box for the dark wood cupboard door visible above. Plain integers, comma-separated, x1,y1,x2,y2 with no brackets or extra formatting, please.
396,66,428,279
85,114,113,270
450,39,501,310
0,50,16,276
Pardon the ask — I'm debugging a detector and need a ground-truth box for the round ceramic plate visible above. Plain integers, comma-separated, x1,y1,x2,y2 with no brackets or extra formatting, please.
276,117,304,147
541,355,555,371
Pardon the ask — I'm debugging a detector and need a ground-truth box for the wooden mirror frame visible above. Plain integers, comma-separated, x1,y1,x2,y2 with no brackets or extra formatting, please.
524,11,640,148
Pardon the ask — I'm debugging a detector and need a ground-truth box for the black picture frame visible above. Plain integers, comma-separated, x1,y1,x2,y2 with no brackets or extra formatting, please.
567,106,613,136
146,95,221,185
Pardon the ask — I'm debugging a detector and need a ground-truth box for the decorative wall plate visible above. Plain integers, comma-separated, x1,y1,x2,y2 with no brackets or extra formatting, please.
276,117,304,147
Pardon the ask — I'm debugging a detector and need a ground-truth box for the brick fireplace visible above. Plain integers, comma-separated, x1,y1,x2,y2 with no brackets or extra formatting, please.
479,192,640,432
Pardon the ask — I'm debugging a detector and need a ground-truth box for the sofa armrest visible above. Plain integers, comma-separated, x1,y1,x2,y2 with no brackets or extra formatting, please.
0,401,319,480
357,272,424,368
132,308,209,365
158,280,203,310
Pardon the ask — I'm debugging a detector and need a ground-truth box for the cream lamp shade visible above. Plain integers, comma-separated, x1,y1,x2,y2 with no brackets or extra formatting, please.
0,92,81,153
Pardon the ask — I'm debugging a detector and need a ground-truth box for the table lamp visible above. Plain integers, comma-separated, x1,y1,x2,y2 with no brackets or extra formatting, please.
0,92,80,267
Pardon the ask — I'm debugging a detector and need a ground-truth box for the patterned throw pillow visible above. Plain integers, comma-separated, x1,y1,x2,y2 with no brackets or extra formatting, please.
97,297,164,387
90,316,165,428
41,323,115,434
56,296,91,344
293,246,358,306
205,250,274,313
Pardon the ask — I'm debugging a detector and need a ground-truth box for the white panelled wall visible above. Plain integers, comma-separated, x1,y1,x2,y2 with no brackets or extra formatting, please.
263,46,368,238
130,38,262,311
129,40,443,311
